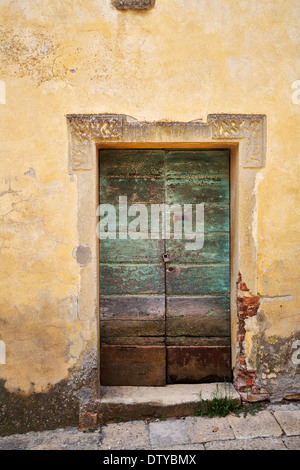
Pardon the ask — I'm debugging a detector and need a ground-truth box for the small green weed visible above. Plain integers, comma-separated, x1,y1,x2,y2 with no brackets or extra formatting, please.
193,383,262,418
239,402,262,418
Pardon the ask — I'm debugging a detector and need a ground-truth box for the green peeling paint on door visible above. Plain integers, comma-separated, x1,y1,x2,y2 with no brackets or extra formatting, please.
99,149,231,386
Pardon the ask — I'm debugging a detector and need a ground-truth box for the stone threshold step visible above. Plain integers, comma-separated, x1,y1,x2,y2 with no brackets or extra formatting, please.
79,383,240,430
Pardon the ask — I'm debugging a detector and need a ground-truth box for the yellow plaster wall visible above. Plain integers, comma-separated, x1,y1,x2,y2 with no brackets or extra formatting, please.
0,0,299,394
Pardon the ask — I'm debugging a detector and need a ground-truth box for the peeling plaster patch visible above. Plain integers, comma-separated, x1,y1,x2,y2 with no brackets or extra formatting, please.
0,80,5,104
244,315,259,369
0,341,5,364
24,168,36,178
255,334,300,401
267,337,278,345
0,28,67,85
291,80,300,104
72,244,92,267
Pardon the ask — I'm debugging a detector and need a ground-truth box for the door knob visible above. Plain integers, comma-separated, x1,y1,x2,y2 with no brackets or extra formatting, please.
163,253,170,262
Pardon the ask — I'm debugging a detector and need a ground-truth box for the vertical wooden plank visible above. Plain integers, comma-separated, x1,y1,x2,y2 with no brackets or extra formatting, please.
165,150,231,382
99,150,166,385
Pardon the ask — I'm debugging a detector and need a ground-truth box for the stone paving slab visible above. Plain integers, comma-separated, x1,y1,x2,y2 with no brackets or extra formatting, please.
282,436,300,450
273,411,300,436
149,419,189,448
205,437,287,450
184,416,235,443
100,421,150,450
153,444,205,450
0,427,102,451
227,410,283,439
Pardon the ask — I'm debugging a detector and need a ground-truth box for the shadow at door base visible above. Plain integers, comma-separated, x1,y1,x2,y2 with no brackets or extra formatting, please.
167,373,233,384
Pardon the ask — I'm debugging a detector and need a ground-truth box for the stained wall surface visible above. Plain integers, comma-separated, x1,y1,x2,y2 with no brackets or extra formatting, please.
0,0,299,434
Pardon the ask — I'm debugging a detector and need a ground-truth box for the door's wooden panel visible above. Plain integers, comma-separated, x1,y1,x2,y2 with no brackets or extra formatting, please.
167,346,232,384
166,296,230,338
100,264,165,295
165,150,230,178
165,204,229,233
100,345,166,386
166,232,229,263
166,178,229,205
201,204,229,232
165,150,231,383
100,177,164,205
100,238,165,263
166,264,230,295
100,295,165,320
100,295,165,346
99,150,167,385
101,319,165,340
100,149,165,177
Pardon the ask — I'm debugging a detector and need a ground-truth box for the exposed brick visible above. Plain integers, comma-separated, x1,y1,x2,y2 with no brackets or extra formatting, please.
234,274,269,401
240,282,249,291
79,407,98,431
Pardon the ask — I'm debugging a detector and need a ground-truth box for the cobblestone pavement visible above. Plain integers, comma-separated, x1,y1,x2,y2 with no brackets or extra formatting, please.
0,402,299,451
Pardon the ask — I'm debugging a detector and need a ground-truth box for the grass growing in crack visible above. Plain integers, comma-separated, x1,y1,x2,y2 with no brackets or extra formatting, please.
193,383,262,418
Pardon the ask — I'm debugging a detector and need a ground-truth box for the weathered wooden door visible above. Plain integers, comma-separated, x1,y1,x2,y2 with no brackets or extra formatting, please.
99,149,231,386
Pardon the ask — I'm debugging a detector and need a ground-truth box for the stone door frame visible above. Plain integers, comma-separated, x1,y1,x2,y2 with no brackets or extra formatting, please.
67,113,267,400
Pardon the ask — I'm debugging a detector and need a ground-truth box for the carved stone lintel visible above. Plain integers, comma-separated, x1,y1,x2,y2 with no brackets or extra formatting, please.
112,0,155,10
67,113,266,171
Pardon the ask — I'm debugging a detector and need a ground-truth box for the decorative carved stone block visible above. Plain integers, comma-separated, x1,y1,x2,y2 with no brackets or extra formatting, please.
67,115,123,170
209,114,265,167
112,0,155,10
